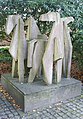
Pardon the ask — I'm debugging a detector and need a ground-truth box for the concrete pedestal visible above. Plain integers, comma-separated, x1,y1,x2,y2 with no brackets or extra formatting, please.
1,74,81,112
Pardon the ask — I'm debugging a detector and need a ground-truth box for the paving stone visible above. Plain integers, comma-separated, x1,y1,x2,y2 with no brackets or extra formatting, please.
58,112,64,116
11,109,17,113
75,118,81,119
50,111,56,115
80,116,83,119
76,110,82,113
57,116,63,119
49,115,53,119
71,110,77,114
5,110,11,114
10,118,16,119
80,112,83,115
40,115,46,118
14,115,20,119
62,115,68,118
0,115,8,118
43,117,49,119
13,112,19,116
8,113,14,117
0,110,4,114
71,114,77,118
76,113,82,117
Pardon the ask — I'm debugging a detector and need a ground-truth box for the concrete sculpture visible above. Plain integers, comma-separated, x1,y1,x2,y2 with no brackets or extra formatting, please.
40,12,64,84
5,15,27,82
40,12,74,84
3,13,81,113
39,11,74,84
25,16,47,83
62,17,74,78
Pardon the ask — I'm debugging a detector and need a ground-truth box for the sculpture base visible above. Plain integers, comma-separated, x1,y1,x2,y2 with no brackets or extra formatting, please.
1,74,81,112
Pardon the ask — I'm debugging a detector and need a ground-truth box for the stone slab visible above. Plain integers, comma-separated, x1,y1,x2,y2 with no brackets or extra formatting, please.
1,74,81,112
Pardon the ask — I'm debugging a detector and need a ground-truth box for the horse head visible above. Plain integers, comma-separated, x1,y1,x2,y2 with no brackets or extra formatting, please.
5,15,21,35
39,11,60,22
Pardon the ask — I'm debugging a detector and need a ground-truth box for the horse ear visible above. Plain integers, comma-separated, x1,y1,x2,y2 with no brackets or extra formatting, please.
62,17,74,25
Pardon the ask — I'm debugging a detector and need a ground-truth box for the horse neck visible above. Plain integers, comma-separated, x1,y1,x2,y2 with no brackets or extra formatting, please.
27,17,41,40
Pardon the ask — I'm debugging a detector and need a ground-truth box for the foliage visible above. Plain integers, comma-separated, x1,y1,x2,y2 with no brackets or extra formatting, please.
0,0,83,69
0,48,12,62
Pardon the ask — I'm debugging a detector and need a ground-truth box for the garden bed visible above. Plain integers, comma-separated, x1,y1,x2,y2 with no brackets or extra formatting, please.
0,60,83,83
71,61,83,83
0,40,83,82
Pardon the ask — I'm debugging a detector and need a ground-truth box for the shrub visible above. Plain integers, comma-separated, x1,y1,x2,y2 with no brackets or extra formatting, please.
0,48,12,62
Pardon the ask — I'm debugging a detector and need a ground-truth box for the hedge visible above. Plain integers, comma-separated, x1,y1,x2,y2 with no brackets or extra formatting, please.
0,0,83,69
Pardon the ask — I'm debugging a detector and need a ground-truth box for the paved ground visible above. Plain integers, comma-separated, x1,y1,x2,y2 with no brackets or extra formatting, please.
0,83,83,119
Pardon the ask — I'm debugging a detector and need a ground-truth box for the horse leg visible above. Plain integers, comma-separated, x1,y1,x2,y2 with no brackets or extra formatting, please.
54,59,62,83
12,58,18,78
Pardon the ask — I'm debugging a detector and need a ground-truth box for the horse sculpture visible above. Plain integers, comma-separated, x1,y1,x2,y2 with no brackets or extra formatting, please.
62,17,74,78
25,16,47,83
39,11,74,84
40,12,64,84
5,15,27,82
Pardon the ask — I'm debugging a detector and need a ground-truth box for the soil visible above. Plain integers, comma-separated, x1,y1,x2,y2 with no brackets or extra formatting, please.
0,62,12,75
0,38,11,46
71,61,83,82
